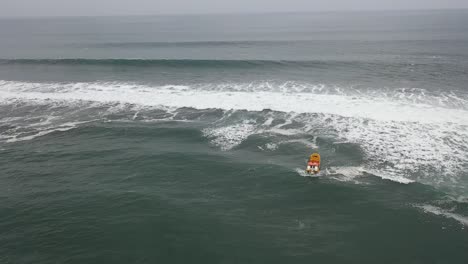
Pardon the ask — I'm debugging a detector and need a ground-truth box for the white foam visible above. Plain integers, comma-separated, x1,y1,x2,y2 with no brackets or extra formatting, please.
265,138,318,150
415,204,468,227
3,120,94,143
1,81,468,124
262,117,274,126
258,136,318,152
283,138,318,149
366,169,415,184
266,128,304,136
264,142,278,150
202,121,257,150
295,168,320,178
326,115,468,186
6,126,73,142
1,80,468,193
325,166,365,182
296,166,366,182
301,165,414,184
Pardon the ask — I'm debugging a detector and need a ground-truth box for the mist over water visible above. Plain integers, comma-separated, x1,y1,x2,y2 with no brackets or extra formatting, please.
1,10,468,264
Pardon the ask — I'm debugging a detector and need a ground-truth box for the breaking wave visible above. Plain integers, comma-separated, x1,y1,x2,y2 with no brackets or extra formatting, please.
0,80,467,194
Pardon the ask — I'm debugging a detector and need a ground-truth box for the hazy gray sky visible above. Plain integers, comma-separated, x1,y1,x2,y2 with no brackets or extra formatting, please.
2,0,468,17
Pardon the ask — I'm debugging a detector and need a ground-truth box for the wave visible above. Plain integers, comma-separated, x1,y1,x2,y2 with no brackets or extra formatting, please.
0,58,326,68
1,80,467,196
2,59,465,87
416,204,468,227
0,58,457,71
85,39,468,48
90,40,299,48
1,80,466,123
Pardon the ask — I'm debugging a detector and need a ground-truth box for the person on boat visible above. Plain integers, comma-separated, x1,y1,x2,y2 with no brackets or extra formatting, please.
306,154,320,174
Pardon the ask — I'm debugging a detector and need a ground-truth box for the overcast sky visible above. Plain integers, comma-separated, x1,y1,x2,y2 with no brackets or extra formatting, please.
2,0,468,17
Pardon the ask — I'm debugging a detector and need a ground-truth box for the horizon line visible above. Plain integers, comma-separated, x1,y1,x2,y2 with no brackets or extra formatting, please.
0,7,467,19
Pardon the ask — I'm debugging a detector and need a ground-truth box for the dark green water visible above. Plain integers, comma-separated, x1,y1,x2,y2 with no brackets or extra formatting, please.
1,10,468,264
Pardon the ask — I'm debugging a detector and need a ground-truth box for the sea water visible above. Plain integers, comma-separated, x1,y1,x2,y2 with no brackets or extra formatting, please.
1,10,468,263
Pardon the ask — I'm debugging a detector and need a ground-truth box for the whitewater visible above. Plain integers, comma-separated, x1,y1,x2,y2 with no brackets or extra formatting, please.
1,80,468,194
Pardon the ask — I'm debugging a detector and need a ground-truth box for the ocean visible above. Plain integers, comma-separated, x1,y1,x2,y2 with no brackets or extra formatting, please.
1,9,468,263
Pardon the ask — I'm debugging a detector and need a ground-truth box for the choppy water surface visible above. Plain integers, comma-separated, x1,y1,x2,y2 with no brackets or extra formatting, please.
1,10,468,264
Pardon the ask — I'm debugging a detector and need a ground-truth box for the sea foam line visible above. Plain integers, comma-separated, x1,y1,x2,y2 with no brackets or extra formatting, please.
415,204,468,227
1,81,468,124
4,120,95,143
